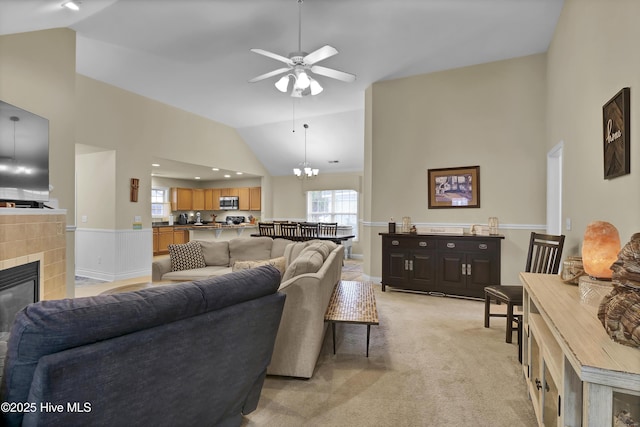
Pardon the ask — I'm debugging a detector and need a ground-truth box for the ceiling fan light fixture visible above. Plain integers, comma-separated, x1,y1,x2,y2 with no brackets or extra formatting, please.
309,78,323,95
275,75,291,92
296,70,310,89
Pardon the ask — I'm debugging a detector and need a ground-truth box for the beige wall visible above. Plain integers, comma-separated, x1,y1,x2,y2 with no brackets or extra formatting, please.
546,0,640,254
75,75,270,230
364,54,548,282
76,148,116,229
0,29,77,296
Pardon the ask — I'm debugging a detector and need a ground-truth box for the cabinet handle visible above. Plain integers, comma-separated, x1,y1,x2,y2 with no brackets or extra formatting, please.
409,260,413,271
405,260,409,270
461,264,467,275
478,243,488,250
392,240,400,246
447,242,455,248
467,264,471,276
544,381,550,393
419,241,427,247
535,378,542,390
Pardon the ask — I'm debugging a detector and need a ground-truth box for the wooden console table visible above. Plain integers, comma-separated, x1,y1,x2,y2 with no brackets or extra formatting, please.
380,233,503,298
324,281,379,357
520,272,640,426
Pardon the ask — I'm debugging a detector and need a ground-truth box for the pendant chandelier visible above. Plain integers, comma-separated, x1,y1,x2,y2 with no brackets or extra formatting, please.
293,123,319,179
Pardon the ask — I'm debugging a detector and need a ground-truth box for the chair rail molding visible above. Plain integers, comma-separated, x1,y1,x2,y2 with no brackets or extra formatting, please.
363,221,546,230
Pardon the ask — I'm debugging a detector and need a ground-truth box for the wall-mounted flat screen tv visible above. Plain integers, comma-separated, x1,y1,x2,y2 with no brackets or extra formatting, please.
0,100,49,203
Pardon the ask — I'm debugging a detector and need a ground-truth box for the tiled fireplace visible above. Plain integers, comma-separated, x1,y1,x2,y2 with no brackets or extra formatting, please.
0,210,66,301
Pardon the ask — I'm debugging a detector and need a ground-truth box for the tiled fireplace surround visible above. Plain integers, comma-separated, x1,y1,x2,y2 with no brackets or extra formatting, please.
0,210,66,301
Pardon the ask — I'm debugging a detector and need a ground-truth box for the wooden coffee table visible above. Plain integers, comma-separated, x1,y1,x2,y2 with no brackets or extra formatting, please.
324,281,379,357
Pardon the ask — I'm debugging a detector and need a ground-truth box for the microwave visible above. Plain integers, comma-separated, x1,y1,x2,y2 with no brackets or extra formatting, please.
220,196,239,210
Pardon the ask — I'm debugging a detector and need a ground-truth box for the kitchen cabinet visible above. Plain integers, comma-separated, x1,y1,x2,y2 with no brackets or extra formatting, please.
220,188,239,197
238,187,250,210
153,226,189,255
171,187,193,211
380,233,502,298
204,189,214,210
192,189,205,210
156,226,175,255
173,228,188,244
249,186,261,211
211,188,221,210
170,186,260,212
520,272,640,427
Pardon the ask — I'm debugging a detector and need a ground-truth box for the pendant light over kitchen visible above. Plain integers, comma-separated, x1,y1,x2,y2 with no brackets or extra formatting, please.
293,123,318,179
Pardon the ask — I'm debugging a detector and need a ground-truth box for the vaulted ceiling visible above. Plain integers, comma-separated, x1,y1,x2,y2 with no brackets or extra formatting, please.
0,0,564,178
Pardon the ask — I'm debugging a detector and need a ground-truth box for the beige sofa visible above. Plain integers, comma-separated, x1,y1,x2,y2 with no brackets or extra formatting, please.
151,236,345,378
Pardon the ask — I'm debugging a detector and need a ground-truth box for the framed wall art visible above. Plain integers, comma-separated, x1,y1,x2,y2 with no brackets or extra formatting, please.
603,87,630,179
428,166,480,209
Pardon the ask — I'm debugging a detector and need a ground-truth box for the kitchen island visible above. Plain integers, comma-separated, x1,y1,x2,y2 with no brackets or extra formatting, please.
188,224,258,241
152,223,258,254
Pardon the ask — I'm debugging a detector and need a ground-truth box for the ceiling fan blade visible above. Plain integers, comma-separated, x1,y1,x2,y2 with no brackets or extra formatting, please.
250,48,293,66
303,45,338,65
248,67,291,83
310,65,356,83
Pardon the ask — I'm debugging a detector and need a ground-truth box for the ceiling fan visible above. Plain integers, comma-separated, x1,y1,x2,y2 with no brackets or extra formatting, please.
248,0,356,97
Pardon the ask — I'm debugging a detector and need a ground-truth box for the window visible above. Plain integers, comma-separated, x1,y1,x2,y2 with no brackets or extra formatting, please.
151,188,170,219
307,189,358,239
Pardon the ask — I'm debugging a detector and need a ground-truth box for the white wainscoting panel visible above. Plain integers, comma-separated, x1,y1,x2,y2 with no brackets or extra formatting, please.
75,228,152,281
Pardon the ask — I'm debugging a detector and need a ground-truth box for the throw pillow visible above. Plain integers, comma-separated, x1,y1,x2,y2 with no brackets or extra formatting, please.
232,257,286,276
169,241,206,272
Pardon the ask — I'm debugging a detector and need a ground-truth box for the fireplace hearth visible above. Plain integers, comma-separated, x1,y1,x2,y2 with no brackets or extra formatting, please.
0,261,40,341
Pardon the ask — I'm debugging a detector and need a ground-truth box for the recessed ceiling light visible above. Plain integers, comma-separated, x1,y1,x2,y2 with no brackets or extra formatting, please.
194,176,201,180
224,174,231,178
236,172,243,175
152,163,160,167
61,1,80,11
212,168,219,171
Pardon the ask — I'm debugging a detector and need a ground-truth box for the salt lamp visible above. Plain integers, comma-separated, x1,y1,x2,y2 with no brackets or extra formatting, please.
582,221,621,279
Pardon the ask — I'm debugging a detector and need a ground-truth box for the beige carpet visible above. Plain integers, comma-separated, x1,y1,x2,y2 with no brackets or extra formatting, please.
243,285,537,426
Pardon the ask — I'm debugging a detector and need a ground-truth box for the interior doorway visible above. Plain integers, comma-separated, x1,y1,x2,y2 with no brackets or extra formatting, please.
546,142,563,235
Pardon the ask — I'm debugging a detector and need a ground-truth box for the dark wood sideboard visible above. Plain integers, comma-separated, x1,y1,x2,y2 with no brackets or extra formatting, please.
380,233,504,299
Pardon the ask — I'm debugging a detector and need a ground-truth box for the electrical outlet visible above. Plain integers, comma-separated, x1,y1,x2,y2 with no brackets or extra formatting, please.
81,215,87,223
566,218,572,231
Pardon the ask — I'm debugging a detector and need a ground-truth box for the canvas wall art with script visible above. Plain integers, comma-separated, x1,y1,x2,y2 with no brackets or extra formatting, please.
602,87,630,179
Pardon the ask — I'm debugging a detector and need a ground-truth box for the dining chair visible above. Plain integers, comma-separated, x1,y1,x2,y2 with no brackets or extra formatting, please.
279,223,300,240
318,222,338,236
484,232,565,343
299,222,319,239
273,220,290,235
258,222,276,237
